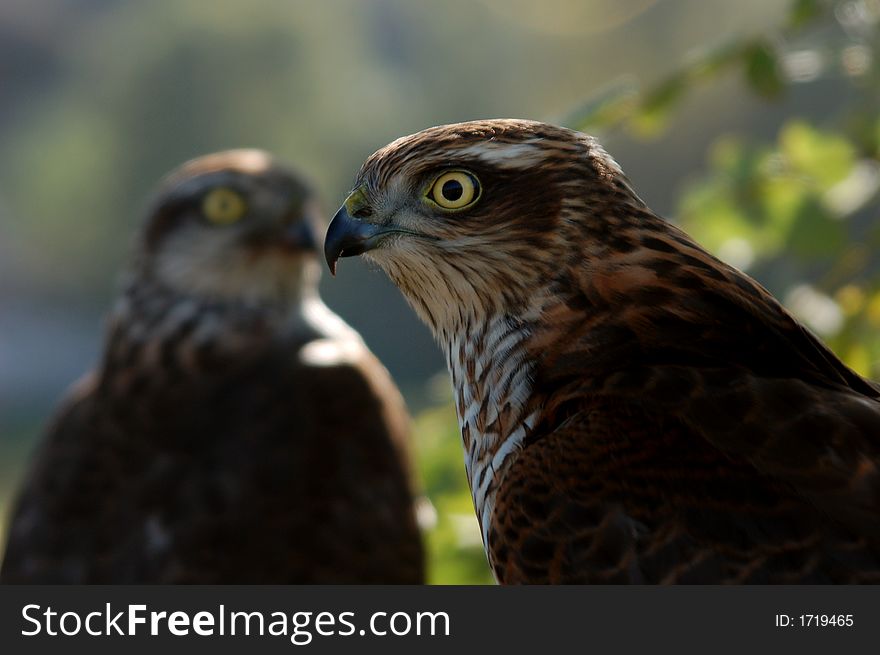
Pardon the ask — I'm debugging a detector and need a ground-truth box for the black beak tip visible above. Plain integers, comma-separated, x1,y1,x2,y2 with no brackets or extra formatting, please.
324,205,371,276
323,222,343,276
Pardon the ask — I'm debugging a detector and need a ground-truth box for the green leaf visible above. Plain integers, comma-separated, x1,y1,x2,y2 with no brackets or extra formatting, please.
785,196,846,258
688,37,753,80
843,344,872,377
744,40,785,99
630,74,689,137
787,0,824,29
780,121,856,188
567,77,640,133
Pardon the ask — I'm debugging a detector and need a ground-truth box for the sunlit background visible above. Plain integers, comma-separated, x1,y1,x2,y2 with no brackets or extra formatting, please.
1,0,878,583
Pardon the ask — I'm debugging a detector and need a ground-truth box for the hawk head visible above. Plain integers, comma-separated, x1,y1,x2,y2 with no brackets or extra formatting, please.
324,119,645,335
137,149,323,308
325,119,878,401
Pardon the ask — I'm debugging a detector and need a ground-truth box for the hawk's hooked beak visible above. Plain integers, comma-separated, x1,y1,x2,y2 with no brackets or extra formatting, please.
280,219,318,252
324,192,385,275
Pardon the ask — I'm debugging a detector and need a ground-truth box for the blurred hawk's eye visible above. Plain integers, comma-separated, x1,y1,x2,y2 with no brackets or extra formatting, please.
202,187,247,224
428,171,480,210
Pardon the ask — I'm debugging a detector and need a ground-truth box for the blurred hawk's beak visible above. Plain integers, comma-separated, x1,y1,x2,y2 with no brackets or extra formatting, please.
324,195,385,275
280,220,318,252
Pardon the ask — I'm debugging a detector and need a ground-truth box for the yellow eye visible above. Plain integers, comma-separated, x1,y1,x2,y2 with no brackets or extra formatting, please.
428,171,480,210
202,187,246,224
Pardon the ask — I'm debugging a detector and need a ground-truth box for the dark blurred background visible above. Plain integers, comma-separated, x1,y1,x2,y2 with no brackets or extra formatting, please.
1,0,878,582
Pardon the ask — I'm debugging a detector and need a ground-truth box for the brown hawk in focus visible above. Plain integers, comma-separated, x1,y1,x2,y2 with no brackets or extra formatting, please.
325,119,880,584
1,150,424,583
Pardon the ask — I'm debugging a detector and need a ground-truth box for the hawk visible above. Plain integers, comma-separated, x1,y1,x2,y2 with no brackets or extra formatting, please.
324,119,880,584
1,149,424,583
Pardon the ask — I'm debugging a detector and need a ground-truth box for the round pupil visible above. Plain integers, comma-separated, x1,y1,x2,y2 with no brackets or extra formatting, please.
441,179,464,201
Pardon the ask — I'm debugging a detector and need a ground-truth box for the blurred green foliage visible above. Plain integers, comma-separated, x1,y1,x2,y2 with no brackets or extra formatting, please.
416,0,880,583
414,404,495,584
673,0,880,383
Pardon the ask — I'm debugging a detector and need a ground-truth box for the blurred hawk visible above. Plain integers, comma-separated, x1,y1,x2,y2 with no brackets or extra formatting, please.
1,149,424,583
325,119,880,584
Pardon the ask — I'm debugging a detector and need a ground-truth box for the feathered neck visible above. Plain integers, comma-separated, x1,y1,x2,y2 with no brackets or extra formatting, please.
439,294,557,552
98,271,320,391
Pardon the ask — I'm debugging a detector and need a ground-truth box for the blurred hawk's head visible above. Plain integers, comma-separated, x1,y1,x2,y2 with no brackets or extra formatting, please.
324,119,645,334
137,149,323,307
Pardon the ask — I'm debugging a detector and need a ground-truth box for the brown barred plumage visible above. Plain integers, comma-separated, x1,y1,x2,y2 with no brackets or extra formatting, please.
1,150,424,583
325,119,880,584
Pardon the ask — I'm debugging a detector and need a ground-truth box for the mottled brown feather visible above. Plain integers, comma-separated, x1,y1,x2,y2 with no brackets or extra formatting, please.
1,151,423,583
331,119,880,584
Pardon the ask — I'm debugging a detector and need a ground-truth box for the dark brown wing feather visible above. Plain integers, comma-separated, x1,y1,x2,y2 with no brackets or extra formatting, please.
491,397,880,584
0,339,424,584
497,219,880,583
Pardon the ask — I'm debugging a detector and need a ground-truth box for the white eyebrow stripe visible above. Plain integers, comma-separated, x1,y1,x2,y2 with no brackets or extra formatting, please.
454,141,546,167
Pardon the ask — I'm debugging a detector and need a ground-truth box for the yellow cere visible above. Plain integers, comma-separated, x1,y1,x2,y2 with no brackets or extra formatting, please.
429,171,479,210
344,186,369,216
202,187,247,224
